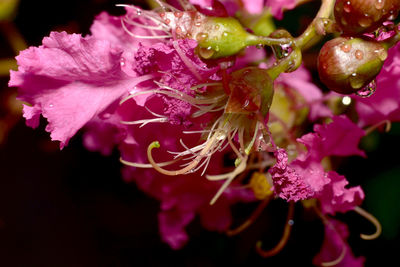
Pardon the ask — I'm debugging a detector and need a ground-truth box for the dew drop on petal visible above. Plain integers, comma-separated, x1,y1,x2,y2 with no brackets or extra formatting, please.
356,80,377,97
48,103,54,108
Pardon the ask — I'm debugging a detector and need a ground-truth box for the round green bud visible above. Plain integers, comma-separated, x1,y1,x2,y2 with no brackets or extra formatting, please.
317,37,387,94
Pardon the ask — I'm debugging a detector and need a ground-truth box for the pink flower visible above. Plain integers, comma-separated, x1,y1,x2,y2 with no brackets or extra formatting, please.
269,116,365,213
313,218,365,267
118,98,254,249
9,10,157,148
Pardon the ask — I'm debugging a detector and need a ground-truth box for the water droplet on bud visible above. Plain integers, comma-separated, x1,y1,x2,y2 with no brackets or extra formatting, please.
340,43,351,52
349,73,365,89
355,49,364,60
196,32,208,42
356,80,377,97
198,47,215,59
344,1,352,12
375,0,385,10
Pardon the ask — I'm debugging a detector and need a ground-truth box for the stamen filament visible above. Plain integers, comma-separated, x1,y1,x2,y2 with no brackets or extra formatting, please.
256,202,295,257
147,131,220,176
120,157,179,168
354,206,382,240
120,117,168,127
226,196,272,236
314,207,348,267
172,40,203,81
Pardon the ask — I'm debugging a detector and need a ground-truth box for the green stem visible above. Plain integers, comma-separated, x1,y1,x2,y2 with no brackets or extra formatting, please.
295,0,336,49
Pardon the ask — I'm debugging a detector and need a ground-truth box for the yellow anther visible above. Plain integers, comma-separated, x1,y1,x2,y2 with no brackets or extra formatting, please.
249,172,273,200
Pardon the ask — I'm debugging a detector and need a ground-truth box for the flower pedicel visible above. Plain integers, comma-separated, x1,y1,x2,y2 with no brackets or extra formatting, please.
9,0,400,265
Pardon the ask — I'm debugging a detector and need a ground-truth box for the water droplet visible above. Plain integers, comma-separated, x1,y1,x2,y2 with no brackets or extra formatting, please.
136,9,142,15
355,49,364,60
216,132,226,140
102,113,111,119
164,18,171,25
288,220,294,226
344,1,352,12
174,11,183,18
199,47,215,59
356,80,376,97
256,43,264,49
196,32,208,42
272,43,292,59
375,48,388,60
349,73,365,89
195,21,202,27
222,32,228,37
214,24,220,30
120,57,125,67
175,26,182,35
242,99,250,108
48,103,54,108
375,0,384,10
359,17,372,27
340,43,351,53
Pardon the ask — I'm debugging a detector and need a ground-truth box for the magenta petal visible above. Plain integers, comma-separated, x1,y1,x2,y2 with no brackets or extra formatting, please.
313,218,365,267
266,0,297,20
319,171,364,215
159,209,195,250
10,31,133,148
298,116,366,162
269,149,314,201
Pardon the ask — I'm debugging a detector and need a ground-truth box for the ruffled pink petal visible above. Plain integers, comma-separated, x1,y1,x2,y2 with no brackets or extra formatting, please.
298,115,366,162
159,209,195,249
9,31,136,148
318,171,364,215
269,149,314,201
313,218,365,267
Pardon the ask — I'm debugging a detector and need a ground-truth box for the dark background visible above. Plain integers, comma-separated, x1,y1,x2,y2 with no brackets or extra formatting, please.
0,0,399,266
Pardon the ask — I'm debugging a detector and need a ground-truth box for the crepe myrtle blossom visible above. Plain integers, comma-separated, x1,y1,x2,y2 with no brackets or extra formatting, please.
9,0,389,265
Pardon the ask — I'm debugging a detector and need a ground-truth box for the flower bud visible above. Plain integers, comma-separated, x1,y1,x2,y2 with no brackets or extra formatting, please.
334,0,400,35
225,67,274,116
317,37,387,94
194,16,260,59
